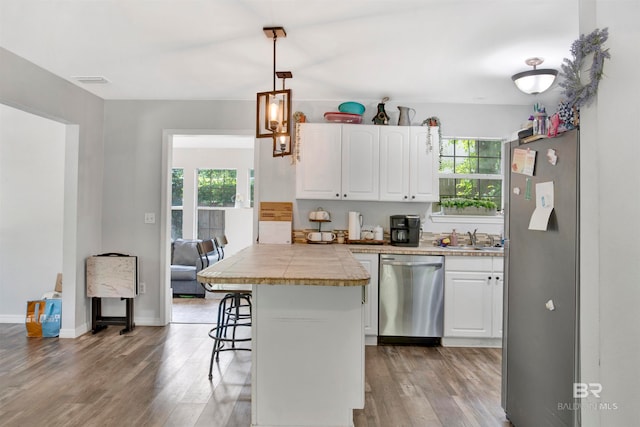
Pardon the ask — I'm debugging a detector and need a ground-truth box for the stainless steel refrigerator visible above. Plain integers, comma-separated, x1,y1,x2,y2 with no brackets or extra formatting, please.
502,129,579,427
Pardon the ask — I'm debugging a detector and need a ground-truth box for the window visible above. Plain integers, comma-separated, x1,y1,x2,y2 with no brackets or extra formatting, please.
439,138,503,209
171,168,183,240
197,169,237,207
249,169,255,208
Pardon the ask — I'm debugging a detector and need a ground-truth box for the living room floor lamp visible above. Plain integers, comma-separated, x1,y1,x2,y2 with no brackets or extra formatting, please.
256,26,293,157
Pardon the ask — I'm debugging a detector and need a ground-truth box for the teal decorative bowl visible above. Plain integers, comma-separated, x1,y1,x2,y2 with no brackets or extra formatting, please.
338,102,365,115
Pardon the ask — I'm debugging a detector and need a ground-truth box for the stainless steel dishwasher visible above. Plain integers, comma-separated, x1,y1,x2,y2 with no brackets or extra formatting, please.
378,254,444,345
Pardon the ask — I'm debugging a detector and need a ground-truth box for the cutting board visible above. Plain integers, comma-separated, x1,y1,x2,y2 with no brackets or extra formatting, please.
259,221,292,244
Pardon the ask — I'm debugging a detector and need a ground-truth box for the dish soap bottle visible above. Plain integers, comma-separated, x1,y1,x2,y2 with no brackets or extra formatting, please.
450,229,458,246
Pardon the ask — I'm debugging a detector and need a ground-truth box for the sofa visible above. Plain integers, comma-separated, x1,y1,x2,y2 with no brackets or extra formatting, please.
171,239,219,297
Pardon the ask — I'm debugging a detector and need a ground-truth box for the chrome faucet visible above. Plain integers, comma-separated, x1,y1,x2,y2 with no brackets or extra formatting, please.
468,229,478,247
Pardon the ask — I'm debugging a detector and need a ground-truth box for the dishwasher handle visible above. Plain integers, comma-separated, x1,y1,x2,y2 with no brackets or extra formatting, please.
382,261,443,268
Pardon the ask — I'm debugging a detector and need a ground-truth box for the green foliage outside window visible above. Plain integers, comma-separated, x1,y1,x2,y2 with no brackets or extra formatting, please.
172,169,184,206
198,169,237,207
171,168,184,240
249,169,255,208
439,139,502,209
171,210,183,240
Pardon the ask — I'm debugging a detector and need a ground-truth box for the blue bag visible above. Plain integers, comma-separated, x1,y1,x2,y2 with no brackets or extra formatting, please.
41,299,62,337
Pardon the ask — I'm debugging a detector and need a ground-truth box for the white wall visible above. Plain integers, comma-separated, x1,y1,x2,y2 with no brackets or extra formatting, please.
0,104,65,320
579,1,640,425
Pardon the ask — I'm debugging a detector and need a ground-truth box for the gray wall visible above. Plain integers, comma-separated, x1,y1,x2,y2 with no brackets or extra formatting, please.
102,100,256,323
3,3,640,419
0,47,104,337
102,99,531,324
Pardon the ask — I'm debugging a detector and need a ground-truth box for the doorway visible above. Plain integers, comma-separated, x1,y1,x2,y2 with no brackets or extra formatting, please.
0,104,80,332
167,133,255,324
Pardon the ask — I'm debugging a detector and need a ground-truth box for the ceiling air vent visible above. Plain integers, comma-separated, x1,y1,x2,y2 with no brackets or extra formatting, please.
72,76,110,84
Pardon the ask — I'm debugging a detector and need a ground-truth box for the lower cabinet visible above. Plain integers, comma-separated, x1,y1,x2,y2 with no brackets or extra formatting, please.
444,256,503,346
352,252,379,344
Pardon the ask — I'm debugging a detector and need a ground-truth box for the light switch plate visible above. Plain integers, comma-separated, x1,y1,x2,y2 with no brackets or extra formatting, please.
144,213,155,224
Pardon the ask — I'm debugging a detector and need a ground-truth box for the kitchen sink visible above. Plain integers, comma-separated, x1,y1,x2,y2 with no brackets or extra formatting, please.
444,245,503,252
444,246,480,251
478,246,504,252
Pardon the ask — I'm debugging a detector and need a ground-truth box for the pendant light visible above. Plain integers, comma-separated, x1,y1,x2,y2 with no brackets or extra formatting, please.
512,57,558,95
256,27,293,157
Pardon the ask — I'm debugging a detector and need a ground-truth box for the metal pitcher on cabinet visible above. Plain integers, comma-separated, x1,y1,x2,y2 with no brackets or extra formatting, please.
397,106,416,126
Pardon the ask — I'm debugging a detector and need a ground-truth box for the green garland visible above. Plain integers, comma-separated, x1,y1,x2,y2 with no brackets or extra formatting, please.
421,116,441,155
559,28,610,109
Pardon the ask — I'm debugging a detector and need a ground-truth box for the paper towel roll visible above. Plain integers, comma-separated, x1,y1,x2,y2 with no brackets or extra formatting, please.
348,211,362,241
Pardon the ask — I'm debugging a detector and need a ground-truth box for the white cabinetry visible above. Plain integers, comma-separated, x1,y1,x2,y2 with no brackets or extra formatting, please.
341,125,379,200
379,127,410,201
353,252,379,345
491,257,504,338
379,126,439,202
409,126,439,202
296,123,378,200
295,123,342,199
296,123,438,202
443,256,503,347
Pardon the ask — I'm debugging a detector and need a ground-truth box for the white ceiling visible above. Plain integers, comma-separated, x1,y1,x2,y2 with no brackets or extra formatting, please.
0,0,578,105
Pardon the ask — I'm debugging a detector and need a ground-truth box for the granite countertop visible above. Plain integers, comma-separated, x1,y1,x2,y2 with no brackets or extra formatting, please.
197,244,370,287
347,242,504,257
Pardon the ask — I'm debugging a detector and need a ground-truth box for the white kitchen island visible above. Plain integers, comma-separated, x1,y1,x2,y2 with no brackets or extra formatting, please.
197,244,370,427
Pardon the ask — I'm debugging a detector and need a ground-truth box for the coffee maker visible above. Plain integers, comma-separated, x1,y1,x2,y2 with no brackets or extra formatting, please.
390,215,421,247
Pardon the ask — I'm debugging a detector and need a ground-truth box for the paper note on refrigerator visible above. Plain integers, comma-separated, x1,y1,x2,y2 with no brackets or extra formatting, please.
528,181,554,231
512,148,536,176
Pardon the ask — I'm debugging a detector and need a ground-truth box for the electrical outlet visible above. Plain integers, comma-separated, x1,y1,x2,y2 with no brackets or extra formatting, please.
139,282,146,294
144,213,155,224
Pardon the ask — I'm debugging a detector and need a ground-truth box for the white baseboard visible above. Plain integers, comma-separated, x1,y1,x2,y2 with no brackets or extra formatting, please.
60,322,90,338
365,335,378,346
442,336,502,348
0,315,24,323
2,315,169,338
135,317,166,326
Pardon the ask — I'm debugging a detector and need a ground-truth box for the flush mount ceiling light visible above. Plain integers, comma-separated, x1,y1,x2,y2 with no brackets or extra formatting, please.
256,26,293,157
511,57,558,95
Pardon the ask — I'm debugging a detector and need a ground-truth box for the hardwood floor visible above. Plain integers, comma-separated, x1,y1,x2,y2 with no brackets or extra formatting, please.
355,345,511,427
171,296,222,324
0,324,509,427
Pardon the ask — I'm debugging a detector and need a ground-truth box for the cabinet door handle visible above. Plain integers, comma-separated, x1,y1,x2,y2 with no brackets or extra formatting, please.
403,195,408,200
335,193,340,198
488,276,492,280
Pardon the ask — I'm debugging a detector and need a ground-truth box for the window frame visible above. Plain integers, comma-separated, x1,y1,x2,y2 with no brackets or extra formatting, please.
433,136,506,223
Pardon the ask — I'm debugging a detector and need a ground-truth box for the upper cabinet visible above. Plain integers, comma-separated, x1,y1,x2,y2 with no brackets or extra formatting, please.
379,126,439,202
295,123,342,200
379,127,410,201
296,123,439,202
296,123,379,200
341,125,379,200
